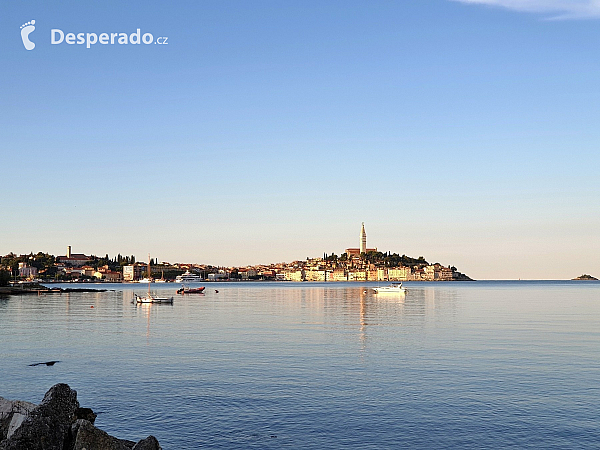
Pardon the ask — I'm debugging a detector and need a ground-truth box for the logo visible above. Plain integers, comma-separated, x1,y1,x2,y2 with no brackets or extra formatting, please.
51,28,168,48
20,20,36,50
18,19,168,51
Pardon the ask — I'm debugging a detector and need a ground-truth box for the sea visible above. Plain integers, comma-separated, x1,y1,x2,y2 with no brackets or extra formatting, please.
1,281,599,449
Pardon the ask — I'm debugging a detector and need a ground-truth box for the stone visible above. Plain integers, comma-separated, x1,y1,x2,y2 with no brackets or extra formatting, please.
0,384,161,450
132,436,161,450
0,384,79,450
74,408,96,425
0,398,37,440
71,419,130,450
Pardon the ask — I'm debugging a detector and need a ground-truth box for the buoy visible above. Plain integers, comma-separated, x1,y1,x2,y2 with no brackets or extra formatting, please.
91,306,94,308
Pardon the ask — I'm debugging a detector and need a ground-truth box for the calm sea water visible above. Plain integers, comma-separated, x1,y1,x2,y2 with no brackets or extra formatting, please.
1,281,599,449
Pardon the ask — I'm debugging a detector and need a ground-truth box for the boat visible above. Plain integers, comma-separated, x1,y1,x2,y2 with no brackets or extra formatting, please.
374,282,407,294
175,271,203,283
136,254,174,304
135,292,173,304
176,285,206,294
155,270,167,282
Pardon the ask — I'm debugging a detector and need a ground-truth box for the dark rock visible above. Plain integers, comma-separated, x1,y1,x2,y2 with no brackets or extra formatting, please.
71,419,130,450
119,439,137,449
0,383,79,450
74,408,96,425
0,385,161,450
132,436,161,450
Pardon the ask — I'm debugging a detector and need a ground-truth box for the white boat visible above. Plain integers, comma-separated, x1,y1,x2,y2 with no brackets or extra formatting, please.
374,282,407,294
175,271,203,283
136,254,173,304
135,292,173,304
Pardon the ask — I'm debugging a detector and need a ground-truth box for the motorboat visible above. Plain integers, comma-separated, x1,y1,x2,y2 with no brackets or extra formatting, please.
374,282,407,294
177,286,205,294
175,271,203,283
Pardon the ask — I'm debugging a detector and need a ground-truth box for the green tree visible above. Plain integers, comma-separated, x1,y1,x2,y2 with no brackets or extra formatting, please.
0,270,11,286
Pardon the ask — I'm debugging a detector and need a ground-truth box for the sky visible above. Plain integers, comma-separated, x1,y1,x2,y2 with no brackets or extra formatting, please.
1,0,599,279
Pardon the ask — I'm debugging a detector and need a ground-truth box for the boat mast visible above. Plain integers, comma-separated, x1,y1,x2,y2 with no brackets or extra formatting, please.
147,253,151,295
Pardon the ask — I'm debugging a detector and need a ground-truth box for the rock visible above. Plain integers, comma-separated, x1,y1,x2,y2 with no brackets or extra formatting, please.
74,408,96,425
132,436,161,450
71,419,130,450
0,398,37,441
0,384,161,450
0,383,79,450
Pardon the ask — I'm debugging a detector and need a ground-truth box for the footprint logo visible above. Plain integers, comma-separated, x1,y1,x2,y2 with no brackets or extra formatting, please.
20,20,36,50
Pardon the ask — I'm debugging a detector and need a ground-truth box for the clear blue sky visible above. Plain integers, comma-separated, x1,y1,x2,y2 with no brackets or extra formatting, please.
2,0,599,279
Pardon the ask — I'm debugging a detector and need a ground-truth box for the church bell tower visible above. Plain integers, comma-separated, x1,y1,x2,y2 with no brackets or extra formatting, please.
360,223,367,254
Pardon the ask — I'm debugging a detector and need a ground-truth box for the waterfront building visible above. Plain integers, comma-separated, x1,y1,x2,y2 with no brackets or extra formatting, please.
239,268,258,280
208,273,228,281
82,266,96,277
305,270,326,282
56,246,91,267
18,262,38,279
123,264,145,282
347,270,367,281
284,269,305,282
330,269,347,281
94,270,123,282
388,267,411,281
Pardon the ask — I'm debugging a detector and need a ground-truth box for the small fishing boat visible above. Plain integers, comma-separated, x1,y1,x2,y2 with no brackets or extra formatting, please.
177,285,206,294
374,282,407,294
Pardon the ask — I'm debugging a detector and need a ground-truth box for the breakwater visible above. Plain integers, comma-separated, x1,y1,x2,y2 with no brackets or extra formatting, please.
0,384,160,450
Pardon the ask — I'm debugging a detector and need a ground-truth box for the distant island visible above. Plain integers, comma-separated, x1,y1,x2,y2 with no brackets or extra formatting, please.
572,274,598,281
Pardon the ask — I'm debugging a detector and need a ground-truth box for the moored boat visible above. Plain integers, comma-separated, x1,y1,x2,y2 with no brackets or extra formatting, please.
175,271,203,283
135,293,174,304
374,282,407,294
177,286,205,294
136,253,174,303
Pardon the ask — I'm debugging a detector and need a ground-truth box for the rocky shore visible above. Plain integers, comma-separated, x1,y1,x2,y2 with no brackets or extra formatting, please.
0,384,160,450
0,285,109,295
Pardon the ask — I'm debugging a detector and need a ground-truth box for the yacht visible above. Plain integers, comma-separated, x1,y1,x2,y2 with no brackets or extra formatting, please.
374,282,407,294
175,271,203,283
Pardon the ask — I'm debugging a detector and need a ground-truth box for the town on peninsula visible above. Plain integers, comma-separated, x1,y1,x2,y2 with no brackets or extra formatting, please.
0,224,472,286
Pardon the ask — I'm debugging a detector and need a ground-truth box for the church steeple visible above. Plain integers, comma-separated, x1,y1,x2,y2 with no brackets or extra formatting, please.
360,222,367,254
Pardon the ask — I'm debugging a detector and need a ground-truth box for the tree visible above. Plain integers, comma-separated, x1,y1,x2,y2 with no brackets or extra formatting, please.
0,270,10,286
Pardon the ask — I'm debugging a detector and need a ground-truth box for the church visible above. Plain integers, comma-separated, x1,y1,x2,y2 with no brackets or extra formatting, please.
345,223,377,257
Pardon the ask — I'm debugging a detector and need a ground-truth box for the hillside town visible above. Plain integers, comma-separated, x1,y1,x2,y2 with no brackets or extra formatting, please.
0,224,472,284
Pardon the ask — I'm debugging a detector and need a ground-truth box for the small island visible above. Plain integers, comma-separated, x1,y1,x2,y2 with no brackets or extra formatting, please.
572,274,598,281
